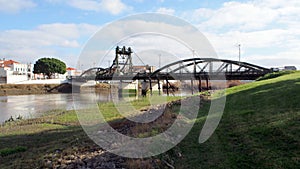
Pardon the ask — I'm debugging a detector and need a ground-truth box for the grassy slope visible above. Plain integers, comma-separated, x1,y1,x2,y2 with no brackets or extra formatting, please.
0,96,181,168
173,71,300,168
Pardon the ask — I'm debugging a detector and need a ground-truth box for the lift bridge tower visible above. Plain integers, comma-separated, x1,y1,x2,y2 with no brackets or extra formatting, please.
111,46,133,75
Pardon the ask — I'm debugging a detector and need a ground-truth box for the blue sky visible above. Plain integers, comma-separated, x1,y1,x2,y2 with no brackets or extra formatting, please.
0,0,300,69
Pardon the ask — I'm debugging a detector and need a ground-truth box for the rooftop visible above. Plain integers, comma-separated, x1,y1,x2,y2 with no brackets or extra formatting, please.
0,59,19,67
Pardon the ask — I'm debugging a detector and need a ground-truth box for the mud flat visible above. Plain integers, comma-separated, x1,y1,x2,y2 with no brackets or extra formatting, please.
0,84,73,96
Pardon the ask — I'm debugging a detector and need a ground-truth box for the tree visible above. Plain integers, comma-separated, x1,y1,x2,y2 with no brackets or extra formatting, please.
33,58,66,78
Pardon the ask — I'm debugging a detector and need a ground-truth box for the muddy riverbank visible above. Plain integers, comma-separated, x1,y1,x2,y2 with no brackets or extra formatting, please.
0,83,113,96
0,84,73,96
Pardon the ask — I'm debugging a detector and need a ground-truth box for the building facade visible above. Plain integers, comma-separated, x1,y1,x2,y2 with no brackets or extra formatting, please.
0,59,34,84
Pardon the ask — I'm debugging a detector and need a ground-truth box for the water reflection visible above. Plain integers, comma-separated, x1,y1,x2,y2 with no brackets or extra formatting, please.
0,89,117,123
0,88,194,124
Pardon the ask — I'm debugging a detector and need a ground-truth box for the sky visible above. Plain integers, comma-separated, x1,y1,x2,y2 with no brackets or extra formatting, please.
0,0,300,69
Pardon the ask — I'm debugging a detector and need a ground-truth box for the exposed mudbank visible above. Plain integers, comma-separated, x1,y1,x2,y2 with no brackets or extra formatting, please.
0,84,73,96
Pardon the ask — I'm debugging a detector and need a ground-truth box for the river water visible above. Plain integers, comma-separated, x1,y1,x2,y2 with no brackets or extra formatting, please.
0,90,120,124
0,88,195,124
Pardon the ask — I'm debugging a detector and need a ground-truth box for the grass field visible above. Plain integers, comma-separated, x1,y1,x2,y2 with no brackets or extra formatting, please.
166,71,300,168
0,71,299,168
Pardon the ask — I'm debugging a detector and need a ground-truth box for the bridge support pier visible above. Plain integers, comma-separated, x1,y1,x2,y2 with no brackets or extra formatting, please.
166,79,169,96
191,79,194,95
149,79,153,96
157,79,161,95
206,78,209,90
118,80,123,99
198,78,202,92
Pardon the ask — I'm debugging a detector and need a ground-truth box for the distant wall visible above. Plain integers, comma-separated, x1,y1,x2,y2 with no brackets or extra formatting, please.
151,84,161,91
7,75,28,84
122,80,138,90
14,79,68,84
0,68,7,77
0,77,6,84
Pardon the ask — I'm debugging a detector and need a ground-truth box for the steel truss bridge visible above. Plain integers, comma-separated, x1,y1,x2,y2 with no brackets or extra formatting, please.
72,46,273,93
77,58,271,80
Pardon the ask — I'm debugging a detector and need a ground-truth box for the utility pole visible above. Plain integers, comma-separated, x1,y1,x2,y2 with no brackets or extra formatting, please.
192,49,195,58
158,54,161,68
238,44,241,63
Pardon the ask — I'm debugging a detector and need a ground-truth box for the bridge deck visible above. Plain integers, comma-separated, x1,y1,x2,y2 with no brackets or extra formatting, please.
72,72,268,82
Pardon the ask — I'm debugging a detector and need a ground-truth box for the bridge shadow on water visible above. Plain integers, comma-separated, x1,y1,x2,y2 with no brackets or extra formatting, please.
47,83,73,93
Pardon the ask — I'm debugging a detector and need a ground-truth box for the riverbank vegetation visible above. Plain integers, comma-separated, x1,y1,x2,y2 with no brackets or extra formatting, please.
0,71,299,168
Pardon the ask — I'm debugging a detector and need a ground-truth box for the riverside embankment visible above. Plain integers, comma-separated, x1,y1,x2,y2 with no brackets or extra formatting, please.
1,71,299,168
0,83,113,96
0,84,73,96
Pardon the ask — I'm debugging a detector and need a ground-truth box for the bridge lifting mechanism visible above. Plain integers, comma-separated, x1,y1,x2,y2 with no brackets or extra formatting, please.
79,46,134,79
75,46,273,95
112,46,133,75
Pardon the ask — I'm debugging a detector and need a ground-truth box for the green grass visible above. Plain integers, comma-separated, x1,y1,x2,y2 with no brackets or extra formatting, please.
0,146,27,157
98,96,182,121
168,71,300,168
1,71,300,168
256,70,296,81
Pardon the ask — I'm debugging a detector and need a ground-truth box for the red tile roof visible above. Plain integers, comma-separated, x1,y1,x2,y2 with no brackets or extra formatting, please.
66,67,76,70
0,60,19,67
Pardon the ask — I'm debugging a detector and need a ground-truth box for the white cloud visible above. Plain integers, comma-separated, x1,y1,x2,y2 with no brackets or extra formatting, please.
194,1,278,31
156,7,175,15
204,27,300,63
0,0,36,13
245,48,300,68
77,17,218,69
188,0,300,32
183,0,300,69
253,0,300,9
67,0,130,15
101,0,128,15
0,23,100,65
1,23,99,48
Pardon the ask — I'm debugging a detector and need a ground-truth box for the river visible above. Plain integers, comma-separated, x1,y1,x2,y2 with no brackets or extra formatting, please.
0,88,196,124
0,90,119,124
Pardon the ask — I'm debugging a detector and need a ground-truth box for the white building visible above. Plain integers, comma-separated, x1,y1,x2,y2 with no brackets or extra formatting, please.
0,59,34,84
66,67,82,78
284,66,297,71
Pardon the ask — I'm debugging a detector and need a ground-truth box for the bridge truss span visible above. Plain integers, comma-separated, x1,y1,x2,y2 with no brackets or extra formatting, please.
72,58,273,95
150,58,272,80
